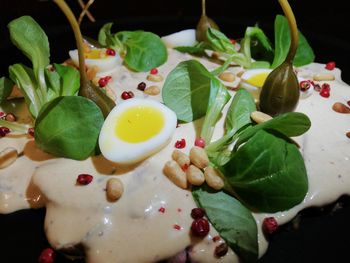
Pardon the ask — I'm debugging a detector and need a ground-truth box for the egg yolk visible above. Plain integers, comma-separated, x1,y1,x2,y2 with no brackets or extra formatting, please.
245,72,270,88
85,49,103,59
115,106,164,143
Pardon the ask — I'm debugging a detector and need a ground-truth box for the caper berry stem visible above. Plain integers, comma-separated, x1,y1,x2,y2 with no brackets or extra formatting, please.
201,0,206,16
279,0,299,63
53,0,88,90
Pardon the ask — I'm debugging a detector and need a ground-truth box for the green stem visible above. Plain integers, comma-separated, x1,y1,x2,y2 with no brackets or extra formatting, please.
279,0,299,63
53,0,88,90
202,0,206,16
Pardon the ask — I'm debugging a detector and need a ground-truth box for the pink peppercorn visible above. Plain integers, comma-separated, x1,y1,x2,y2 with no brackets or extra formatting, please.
28,127,35,137
320,83,331,98
0,112,5,118
191,218,210,237
38,248,55,263
191,208,206,219
299,80,311,92
262,217,279,235
137,82,146,91
98,76,112,87
325,61,336,70
174,139,186,149
158,207,165,213
173,224,182,230
0,127,10,137
194,137,206,148
121,91,134,100
76,174,93,185
150,68,158,75
106,48,116,56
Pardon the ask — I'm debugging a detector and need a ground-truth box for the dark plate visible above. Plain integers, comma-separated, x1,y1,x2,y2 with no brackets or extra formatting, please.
1,1,350,262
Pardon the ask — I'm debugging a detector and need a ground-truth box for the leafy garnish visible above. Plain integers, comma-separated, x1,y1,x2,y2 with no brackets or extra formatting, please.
271,15,315,68
206,88,256,165
193,185,258,262
234,111,311,149
221,129,308,212
162,60,213,122
35,96,104,160
6,16,80,118
98,23,167,72
0,77,14,104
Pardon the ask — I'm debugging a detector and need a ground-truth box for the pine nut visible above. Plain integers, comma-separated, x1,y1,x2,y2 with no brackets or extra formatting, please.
219,72,235,82
106,178,124,201
251,111,273,123
186,165,205,186
144,85,160,95
332,102,350,114
172,150,190,168
313,73,335,81
204,166,224,190
163,160,187,189
87,66,99,80
147,74,163,82
0,147,18,169
190,146,209,169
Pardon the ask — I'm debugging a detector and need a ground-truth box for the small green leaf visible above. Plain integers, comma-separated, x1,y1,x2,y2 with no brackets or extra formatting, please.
205,28,236,54
53,63,80,96
200,78,230,143
162,60,213,122
222,130,308,212
116,31,167,72
9,63,42,117
271,15,315,68
235,112,311,148
8,16,50,100
225,89,256,133
193,186,258,262
35,96,104,160
0,77,14,104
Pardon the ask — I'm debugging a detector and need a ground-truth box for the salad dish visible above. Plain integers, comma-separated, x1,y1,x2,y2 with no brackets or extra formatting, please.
1,0,350,262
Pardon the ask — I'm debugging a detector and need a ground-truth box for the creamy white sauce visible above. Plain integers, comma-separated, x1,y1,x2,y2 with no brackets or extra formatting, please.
1,49,349,262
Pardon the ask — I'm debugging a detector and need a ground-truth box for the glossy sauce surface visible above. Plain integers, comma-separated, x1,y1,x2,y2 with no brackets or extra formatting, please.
1,50,350,262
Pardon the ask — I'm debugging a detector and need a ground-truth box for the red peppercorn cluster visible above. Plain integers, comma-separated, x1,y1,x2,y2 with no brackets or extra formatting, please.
325,61,336,70
262,217,279,235
319,83,331,98
175,138,186,149
190,208,210,237
121,91,134,100
0,126,10,137
38,248,55,263
98,76,112,87
76,174,93,185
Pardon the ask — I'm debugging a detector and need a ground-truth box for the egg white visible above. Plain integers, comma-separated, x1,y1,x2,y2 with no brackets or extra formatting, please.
69,49,122,75
161,29,197,48
99,98,177,164
240,68,313,98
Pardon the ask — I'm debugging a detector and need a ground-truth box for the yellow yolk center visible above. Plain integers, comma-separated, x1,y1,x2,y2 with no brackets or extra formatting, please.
115,106,164,143
85,49,103,59
245,72,270,88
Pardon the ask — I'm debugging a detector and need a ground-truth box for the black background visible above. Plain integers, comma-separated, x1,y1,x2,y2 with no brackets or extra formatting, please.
1,0,350,262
